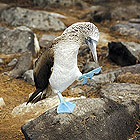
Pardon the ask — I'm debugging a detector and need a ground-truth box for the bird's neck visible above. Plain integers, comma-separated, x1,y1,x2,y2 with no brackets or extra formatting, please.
54,41,80,69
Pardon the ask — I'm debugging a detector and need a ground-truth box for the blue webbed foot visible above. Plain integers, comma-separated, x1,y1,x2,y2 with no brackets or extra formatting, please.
78,67,101,85
57,92,76,113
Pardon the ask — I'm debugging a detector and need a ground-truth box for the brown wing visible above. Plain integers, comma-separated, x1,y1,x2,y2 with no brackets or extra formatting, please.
34,47,54,89
27,45,54,104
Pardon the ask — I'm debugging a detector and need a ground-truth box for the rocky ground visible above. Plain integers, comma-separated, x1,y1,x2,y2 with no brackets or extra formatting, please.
0,0,140,140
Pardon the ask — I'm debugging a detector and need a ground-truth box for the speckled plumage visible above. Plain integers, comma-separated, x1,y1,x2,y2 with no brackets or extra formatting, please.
27,22,99,103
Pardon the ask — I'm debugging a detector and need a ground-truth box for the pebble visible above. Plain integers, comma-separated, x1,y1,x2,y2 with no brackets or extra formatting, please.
0,58,3,65
0,97,5,107
8,58,18,66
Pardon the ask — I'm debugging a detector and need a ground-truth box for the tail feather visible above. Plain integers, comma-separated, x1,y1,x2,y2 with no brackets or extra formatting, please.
26,88,44,105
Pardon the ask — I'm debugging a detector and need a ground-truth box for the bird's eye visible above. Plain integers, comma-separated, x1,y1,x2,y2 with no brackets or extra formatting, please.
85,37,92,45
87,37,91,41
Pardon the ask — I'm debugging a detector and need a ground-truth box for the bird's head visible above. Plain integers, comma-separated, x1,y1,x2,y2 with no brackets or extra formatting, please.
83,23,99,64
62,22,99,63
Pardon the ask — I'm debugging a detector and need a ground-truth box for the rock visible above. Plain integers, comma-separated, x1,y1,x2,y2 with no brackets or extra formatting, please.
116,64,140,74
0,58,4,65
90,9,111,23
100,83,140,102
111,23,140,39
33,0,83,7
40,34,58,42
82,62,100,73
129,18,140,24
0,7,66,31
9,53,32,78
0,3,9,13
82,64,140,86
111,5,140,20
39,34,58,48
8,58,18,66
12,96,86,116
23,70,35,85
108,41,140,66
87,70,121,85
21,98,139,140
0,97,5,107
0,26,40,56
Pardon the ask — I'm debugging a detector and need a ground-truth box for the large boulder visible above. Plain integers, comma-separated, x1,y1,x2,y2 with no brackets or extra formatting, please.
0,26,40,56
21,98,139,140
0,7,66,31
108,41,140,66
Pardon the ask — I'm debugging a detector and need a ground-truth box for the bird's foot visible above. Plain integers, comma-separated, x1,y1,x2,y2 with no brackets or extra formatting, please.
78,67,101,85
57,92,76,113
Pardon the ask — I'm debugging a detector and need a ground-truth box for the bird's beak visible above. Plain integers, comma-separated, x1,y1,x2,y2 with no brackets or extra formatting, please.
85,37,98,63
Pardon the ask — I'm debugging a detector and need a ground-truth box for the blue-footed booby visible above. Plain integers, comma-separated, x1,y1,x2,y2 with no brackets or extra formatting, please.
27,22,101,113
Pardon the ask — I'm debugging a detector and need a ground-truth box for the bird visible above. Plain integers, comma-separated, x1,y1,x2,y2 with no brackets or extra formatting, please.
27,22,101,113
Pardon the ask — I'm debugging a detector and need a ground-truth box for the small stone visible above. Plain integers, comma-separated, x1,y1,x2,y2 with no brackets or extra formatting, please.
39,34,57,48
82,62,100,73
0,58,3,65
129,18,140,24
40,34,57,42
23,70,35,85
8,58,18,66
0,97,5,107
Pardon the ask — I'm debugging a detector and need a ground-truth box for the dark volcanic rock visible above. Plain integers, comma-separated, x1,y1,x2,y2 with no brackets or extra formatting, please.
90,9,111,23
108,41,140,66
21,98,139,140
0,7,66,31
0,26,40,56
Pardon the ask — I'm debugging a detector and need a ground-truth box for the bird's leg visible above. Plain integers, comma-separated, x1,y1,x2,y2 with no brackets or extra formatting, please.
78,67,101,85
57,92,76,113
